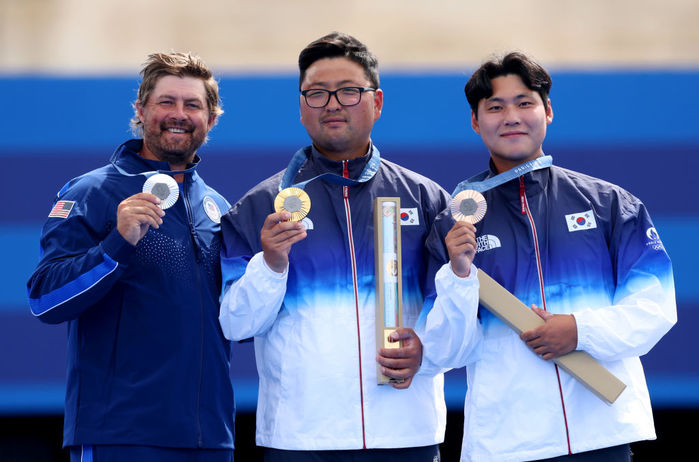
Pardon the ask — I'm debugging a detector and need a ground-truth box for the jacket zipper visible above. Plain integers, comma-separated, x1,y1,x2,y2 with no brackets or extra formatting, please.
184,179,205,447
519,176,572,455
343,160,367,449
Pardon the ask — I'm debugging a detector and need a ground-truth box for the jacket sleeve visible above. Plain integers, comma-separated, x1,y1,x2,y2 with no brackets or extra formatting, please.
219,251,287,341
218,200,287,341
418,263,482,375
416,205,482,376
573,196,677,361
26,191,135,324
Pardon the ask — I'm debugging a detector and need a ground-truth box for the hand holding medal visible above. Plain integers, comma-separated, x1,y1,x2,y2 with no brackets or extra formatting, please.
445,189,485,278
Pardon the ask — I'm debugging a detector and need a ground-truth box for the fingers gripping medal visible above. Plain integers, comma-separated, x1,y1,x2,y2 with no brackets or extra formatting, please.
143,173,179,209
451,189,487,224
274,187,311,221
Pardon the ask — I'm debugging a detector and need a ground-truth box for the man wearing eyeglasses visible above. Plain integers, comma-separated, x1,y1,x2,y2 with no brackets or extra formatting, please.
218,32,450,461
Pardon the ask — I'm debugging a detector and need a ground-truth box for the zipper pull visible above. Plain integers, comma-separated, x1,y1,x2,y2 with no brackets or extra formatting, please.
519,176,527,214
343,160,349,199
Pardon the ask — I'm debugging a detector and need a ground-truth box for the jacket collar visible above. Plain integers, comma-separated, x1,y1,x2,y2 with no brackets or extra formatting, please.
304,143,374,181
485,157,551,200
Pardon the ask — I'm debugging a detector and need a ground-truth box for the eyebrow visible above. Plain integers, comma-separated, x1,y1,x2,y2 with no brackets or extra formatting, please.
303,79,361,89
486,93,534,103
156,94,205,103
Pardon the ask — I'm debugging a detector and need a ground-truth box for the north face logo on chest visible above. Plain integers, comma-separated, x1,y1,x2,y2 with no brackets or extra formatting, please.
476,234,501,253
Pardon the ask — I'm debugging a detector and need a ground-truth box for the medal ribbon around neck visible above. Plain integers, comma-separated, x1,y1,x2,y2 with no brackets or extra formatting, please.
450,155,552,224
451,155,553,196
275,145,382,221
111,161,196,210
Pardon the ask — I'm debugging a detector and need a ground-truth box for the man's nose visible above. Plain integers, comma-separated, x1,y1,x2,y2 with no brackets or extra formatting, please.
169,101,188,119
503,106,520,125
504,106,520,125
325,92,343,110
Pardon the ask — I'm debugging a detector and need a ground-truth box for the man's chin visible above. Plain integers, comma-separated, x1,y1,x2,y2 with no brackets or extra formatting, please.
160,140,203,161
144,135,206,165
159,151,193,164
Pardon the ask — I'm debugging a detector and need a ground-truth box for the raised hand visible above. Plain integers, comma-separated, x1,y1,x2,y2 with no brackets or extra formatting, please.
117,193,165,246
261,211,307,273
445,221,477,277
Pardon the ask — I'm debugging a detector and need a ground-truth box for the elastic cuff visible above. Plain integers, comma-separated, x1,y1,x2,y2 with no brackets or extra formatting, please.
100,227,136,264
254,252,288,279
571,311,589,351
447,262,479,283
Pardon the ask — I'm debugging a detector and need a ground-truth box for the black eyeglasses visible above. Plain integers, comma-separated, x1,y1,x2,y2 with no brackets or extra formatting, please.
300,86,376,108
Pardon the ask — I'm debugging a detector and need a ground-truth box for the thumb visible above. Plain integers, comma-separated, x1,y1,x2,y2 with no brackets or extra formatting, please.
531,305,553,321
388,328,414,342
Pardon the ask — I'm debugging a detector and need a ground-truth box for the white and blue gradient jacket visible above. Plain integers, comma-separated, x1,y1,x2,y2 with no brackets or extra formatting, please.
27,140,235,449
420,161,677,461
219,145,450,450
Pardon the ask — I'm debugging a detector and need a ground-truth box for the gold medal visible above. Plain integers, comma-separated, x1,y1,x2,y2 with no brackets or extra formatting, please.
274,187,311,221
451,189,487,224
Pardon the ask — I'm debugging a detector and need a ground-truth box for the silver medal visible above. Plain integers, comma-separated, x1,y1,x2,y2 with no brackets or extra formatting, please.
143,173,179,209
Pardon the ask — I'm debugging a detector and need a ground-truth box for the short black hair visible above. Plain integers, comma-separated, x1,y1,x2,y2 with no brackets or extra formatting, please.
298,32,380,90
465,52,552,117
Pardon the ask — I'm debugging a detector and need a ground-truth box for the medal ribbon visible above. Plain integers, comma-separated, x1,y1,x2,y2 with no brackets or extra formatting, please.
110,162,196,179
108,140,198,178
109,153,196,210
451,155,553,197
279,145,381,191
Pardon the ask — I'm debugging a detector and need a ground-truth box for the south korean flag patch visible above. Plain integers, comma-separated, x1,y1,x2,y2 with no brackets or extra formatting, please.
399,207,419,226
565,210,597,232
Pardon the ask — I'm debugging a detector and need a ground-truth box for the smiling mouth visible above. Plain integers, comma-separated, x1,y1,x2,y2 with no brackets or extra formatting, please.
164,127,190,134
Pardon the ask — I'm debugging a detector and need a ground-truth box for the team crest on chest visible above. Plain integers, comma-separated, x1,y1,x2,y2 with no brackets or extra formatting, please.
202,196,221,224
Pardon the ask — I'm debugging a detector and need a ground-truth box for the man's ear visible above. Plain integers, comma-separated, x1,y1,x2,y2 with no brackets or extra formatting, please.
471,110,480,134
373,88,384,121
135,102,145,122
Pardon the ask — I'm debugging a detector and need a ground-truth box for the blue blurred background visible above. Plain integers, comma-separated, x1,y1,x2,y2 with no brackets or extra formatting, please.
3,70,698,411
2,0,698,459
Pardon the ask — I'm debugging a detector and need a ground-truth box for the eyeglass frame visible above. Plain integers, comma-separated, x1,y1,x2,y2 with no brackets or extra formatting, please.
300,86,377,108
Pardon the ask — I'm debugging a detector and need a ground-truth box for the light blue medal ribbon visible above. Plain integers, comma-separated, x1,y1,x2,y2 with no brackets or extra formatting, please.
451,155,553,197
110,161,197,179
279,145,381,191
110,160,196,209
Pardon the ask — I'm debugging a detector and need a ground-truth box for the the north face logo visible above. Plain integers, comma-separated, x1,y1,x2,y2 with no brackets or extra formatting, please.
476,234,501,253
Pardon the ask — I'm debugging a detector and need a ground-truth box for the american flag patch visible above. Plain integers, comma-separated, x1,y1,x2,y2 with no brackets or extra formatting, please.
48,200,75,218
